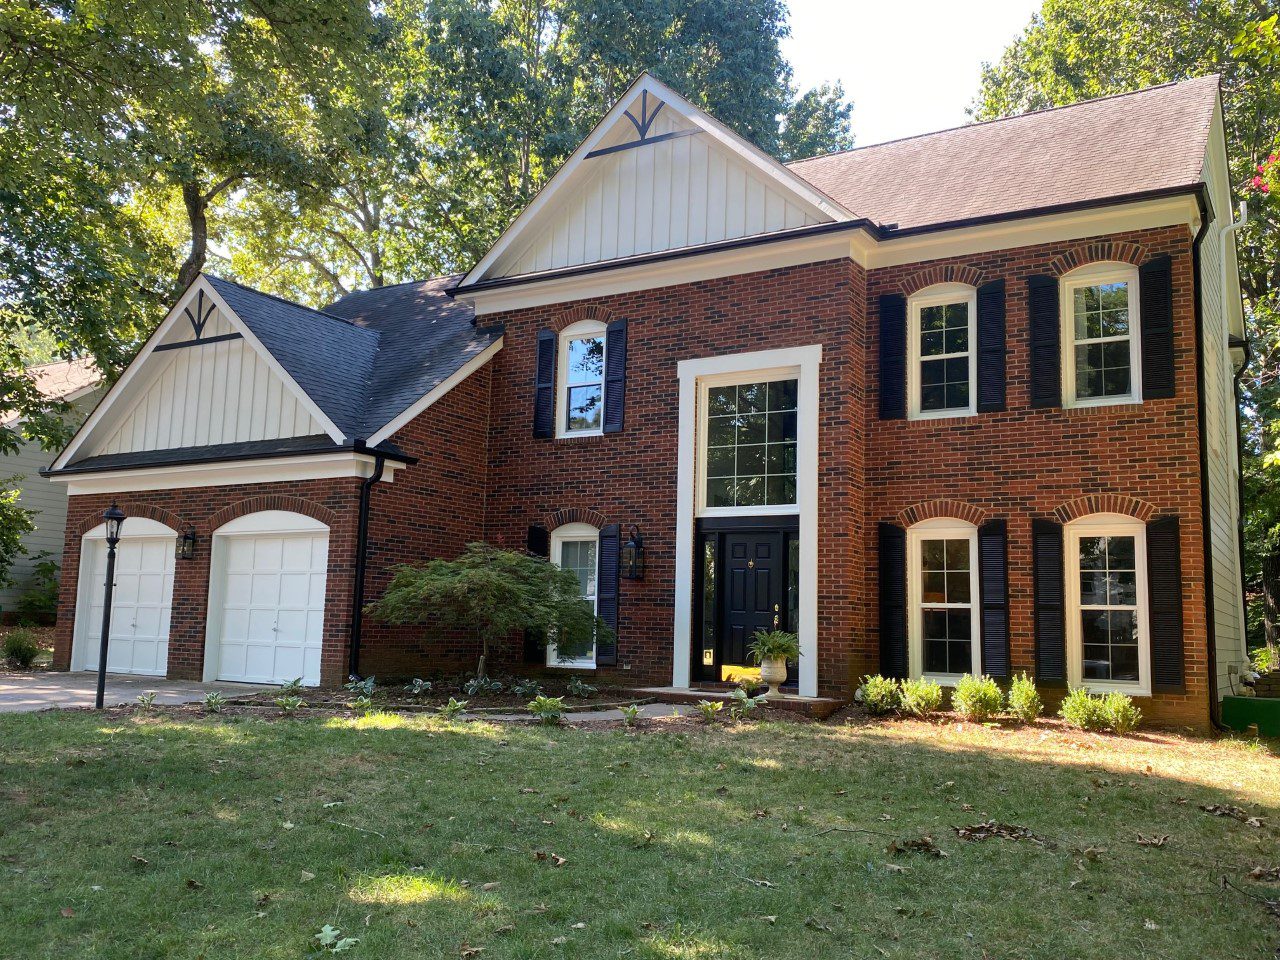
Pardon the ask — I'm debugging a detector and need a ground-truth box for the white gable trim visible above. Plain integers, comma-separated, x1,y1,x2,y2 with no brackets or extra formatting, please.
460,73,853,287
366,336,504,446
52,277,345,470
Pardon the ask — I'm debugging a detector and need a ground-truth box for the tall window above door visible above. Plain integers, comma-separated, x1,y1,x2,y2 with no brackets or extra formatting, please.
1061,263,1140,407
557,320,606,436
700,375,798,512
908,284,976,419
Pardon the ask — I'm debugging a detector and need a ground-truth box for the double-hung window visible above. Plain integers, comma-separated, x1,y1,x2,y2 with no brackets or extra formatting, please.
558,321,606,436
548,523,599,667
907,519,979,683
1062,264,1140,407
1066,515,1150,694
908,285,976,419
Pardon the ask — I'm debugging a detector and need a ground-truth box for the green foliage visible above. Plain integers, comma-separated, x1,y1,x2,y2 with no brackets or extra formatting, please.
952,674,1004,722
777,82,855,160
747,629,800,665
527,695,566,725
695,699,724,723
367,543,609,678
1007,672,1044,723
727,687,765,720
1058,688,1111,732
1,629,39,669
279,678,305,695
344,676,375,696
1252,644,1279,673
136,692,157,710
509,677,542,698
1102,692,1143,734
350,695,374,715
898,677,944,718
14,555,59,624
565,676,596,699
858,675,901,716
619,703,641,727
440,697,468,720
202,691,227,714
463,676,503,697
313,923,359,953
274,695,305,714
0,479,35,590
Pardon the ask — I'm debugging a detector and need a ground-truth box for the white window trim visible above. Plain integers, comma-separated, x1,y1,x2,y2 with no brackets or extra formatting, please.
674,344,821,697
907,518,980,686
695,367,801,519
1061,262,1142,409
1065,513,1151,696
547,521,599,668
555,319,607,439
907,283,977,421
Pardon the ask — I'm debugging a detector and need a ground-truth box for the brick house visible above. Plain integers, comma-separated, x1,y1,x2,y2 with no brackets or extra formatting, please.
46,73,1247,727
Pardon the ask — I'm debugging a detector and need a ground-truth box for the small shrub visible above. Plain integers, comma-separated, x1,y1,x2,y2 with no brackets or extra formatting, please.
279,677,304,695
1102,692,1143,733
350,695,374,715
857,674,901,715
1007,672,1043,723
898,677,944,717
136,691,157,710
202,691,227,714
695,699,724,723
1252,645,1279,674
619,703,641,727
952,674,1004,722
728,687,765,720
1058,688,1109,731
509,677,542,698
441,697,468,720
275,695,305,714
462,676,502,697
344,676,375,696
1,628,39,668
528,695,566,725
566,675,597,698
404,678,433,696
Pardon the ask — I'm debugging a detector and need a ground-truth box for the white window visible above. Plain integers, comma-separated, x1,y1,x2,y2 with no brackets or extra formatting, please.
1066,514,1150,695
908,518,979,683
697,371,798,514
908,284,976,419
1061,263,1141,407
548,522,598,667
557,320,606,437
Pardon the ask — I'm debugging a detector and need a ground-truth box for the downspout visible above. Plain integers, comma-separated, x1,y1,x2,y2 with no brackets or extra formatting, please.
1220,203,1252,660
349,439,386,679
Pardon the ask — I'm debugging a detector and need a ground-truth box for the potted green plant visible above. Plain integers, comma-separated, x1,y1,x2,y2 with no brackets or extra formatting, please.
747,629,800,698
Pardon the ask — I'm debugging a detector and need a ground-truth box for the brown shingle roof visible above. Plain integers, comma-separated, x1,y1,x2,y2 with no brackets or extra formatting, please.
787,75,1220,232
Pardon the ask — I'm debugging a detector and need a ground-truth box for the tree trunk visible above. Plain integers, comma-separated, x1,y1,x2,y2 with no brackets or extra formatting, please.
176,181,208,293
1263,553,1280,647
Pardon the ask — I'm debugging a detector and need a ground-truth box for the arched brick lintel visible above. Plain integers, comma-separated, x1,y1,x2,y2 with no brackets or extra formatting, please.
1053,495,1156,524
1050,240,1148,277
208,495,338,532
545,507,610,531
896,499,989,528
553,303,616,333
898,264,985,297
73,502,185,537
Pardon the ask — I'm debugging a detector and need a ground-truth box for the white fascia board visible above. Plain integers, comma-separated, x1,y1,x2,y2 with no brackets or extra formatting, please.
461,73,852,288
52,451,405,496
366,337,503,446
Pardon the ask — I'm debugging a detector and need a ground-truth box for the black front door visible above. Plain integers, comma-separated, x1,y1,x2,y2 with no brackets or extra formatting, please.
721,531,784,668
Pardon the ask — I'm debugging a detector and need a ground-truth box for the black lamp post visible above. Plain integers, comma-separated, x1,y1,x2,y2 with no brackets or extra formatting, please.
95,503,126,710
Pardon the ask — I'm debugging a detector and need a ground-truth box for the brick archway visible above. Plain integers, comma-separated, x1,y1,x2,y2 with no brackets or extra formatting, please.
1052,495,1156,524
73,502,185,537
895,499,989,528
208,495,338,533
898,263,985,297
1049,240,1148,277
553,303,616,333
545,507,610,531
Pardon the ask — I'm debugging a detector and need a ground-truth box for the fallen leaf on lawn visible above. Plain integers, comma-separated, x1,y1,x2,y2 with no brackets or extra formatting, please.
495,924,514,934
551,854,567,867
281,821,295,830
960,803,974,812
714,786,729,795
739,875,776,888
131,855,149,867
953,821,1053,847
752,809,769,819
1144,919,1160,930
1172,796,1188,805
323,801,343,808
804,917,833,933
571,922,586,929
1079,846,1106,861
481,882,500,892
550,936,568,945
1248,866,1280,882
300,870,315,882
1135,834,1170,847
186,879,204,890
529,904,549,914
878,813,895,821
635,830,655,848
884,863,910,874
519,787,539,794
1200,803,1265,828
887,836,947,858
460,944,484,957
60,907,74,918
761,916,778,925
256,893,272,907
834,789,847,796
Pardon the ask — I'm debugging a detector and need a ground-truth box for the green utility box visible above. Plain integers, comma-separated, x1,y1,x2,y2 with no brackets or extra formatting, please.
1221,696,1280,737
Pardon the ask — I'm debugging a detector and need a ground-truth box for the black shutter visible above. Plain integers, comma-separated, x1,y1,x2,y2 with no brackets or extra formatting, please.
976,279,1007,412
1139,255,1175,399
595,524,620,665
878,522,908,678
533,329,557,438
1032,518,1066,684
978,519,1010,679
1146,515,1185,691
1027,275,1060,408
602,319,627,434
524,525,550,663
878,293,907,420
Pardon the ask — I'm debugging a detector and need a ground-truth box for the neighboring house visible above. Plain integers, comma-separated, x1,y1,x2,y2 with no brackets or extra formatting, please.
0,359,102,618
45,73,1247,727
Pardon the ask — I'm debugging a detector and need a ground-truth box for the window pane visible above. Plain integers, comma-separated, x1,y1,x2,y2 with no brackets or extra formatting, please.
737,413,766,445
567,384,602,430
738,382,767,413
945,382,969,409
767,411,797,443
737,476,765,506
944,539,970,570
922,572,946,604
1099,282,1128,311
1100,308,1129,337
706,477,735,508
706,446,735,478
921,358,945,386
1079,537,1107,570
946,572,971,604
768,379,797,411
921,540,945,569
925,638,949,674
948,640,972,675
921,384,945,410
921,331,945,357
707,386,737,416
766,474,796,505
944,327,968,354
1109,571,1138,605
921,305,945,331
707,415,736,447
736,444,765,476
766,442,796,475
566,337,604,383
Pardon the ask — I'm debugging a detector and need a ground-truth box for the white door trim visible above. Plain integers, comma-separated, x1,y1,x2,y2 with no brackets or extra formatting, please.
674,344,822,697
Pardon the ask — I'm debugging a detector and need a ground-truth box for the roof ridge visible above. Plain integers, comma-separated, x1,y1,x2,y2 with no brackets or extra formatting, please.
786,75,1219,166
328,274,464,304
205,273,371,331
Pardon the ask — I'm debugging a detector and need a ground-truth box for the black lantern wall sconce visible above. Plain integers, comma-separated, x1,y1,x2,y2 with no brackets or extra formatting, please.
175,526,197,560
620,524,645,580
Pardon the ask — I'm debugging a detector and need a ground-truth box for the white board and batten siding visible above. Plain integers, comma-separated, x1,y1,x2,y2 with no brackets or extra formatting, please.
91,308,322,457
1198,101,1249,698
494,108,824,279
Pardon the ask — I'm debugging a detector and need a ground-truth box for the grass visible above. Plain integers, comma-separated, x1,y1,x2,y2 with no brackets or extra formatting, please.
1,710,1278,959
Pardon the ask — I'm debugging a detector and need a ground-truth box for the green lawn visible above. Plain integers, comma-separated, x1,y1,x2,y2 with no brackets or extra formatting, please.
2,709,1277,959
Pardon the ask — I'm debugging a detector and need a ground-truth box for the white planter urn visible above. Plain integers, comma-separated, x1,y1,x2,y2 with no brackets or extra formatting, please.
759,657,788,698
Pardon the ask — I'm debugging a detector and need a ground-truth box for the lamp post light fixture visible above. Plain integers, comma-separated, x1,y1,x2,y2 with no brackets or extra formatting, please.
95,503,126,710
620,524,645,581
175,526,197,560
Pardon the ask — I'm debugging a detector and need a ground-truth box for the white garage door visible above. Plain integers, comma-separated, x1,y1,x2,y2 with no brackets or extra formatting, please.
215,530,328,685
75,534,175,676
